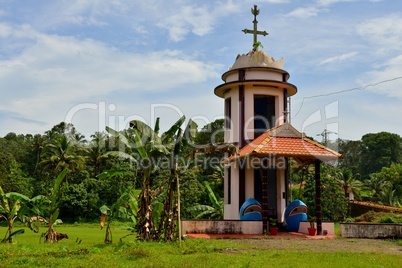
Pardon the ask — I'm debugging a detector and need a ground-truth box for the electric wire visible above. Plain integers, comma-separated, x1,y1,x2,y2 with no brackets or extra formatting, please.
291,76,402,119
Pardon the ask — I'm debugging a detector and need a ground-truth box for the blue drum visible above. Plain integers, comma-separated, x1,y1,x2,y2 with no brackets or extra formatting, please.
284,199,308,231
239,198,262,220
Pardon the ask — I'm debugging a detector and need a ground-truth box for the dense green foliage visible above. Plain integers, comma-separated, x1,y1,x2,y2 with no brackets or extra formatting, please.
1,120,402,238
0,121,225,225
293,131,402,219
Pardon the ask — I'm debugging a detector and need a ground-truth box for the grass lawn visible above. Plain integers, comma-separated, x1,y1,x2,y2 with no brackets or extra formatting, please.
0,223,401,267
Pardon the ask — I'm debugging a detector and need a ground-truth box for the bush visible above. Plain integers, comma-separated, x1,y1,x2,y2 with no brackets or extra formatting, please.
378,216,397,224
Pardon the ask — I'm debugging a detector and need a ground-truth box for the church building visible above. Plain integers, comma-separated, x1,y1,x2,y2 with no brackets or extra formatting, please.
214,5,341,234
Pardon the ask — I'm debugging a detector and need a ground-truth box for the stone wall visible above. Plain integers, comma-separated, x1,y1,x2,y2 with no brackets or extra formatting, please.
340,223,402,238
182,220,263,234
298,221,335,235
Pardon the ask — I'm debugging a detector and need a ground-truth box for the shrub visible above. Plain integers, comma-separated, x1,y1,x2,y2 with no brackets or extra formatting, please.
378,216,397,224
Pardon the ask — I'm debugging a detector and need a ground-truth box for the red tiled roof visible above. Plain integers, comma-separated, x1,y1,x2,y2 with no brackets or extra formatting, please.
229,123,342,163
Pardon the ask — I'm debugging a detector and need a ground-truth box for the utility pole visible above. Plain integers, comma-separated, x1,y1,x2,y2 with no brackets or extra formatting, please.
317,129,337,145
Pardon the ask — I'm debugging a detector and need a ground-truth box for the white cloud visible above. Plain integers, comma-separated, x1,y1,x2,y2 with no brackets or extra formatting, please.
157,5,218,42
258,0,291,3
316,0,355,6
0,23,12,37
286,6,321,19
319,52,358,65
156,1,241,42
356,14,402,51
0,24,221,135
357,54,402,99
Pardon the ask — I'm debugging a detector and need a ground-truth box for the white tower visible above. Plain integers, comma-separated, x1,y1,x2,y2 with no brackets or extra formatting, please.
214,5,297,222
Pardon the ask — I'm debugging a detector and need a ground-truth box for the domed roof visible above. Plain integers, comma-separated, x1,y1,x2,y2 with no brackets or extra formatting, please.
230,49,284,70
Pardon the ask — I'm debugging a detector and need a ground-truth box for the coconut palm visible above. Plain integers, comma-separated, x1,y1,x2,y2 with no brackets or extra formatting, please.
364,174,391,200
378,186,401,207
40,135,86,173
336,168,362,200
87,132,109,177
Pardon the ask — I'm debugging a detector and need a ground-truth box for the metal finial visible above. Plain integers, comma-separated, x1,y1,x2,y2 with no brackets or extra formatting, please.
242,5,268,49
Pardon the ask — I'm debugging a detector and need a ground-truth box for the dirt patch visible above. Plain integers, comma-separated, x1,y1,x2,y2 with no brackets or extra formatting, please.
236,238,402,255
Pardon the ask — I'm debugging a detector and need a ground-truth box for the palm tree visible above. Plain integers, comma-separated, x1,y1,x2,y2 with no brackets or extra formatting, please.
40,135,86,174
32,134,45,174
364,174,391,200
336,168,362,200
378,186,401,207
87,132,108,177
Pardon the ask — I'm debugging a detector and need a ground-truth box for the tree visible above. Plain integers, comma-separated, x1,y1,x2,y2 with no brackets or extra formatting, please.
364,174,391,201
359,132,402,179
338,139,362,179
0,152,32,195
44,122,86,143
106,116,197,241
40,135,86,174
106,122,169,241
302,164,347,221
188,181,223,219
86,132,109,178
373,163,402,199
195,119,224,146
335,168,362,200
378,187,401,207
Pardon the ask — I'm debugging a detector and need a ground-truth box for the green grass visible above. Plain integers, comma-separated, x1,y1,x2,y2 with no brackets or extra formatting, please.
0,223,401,267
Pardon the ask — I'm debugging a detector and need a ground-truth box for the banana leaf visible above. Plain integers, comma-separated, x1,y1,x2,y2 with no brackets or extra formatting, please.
1,229,25,243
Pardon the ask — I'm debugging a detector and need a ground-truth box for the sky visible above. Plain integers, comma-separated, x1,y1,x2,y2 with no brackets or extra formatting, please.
1,0,402,142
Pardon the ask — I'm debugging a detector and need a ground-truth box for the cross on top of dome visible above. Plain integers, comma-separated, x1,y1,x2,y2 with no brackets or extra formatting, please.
242,5,268,49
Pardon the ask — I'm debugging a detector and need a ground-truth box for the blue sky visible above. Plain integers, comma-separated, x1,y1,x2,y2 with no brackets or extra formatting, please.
1,0,401,141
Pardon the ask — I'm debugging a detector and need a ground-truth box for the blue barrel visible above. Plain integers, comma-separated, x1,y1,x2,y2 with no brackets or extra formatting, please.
284,199,308,231
239,198,262,220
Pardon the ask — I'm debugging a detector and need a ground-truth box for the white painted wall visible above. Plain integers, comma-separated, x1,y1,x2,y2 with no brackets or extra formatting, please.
224,69,283,83
222,68,289,221
245,70,282,81
224,162,240,220
276,169,286,223
223,90,239,144
243,87,285,141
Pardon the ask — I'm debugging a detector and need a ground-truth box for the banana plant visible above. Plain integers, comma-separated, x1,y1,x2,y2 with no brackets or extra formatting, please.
99,189,139,243
42,168,68,242
156,116,198,241
188,181,224,220
106,119,170,241
0,186,30,243
106,116,197,241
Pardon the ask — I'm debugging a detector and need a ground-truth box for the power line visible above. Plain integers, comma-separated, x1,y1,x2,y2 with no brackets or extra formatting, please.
291,76,402,119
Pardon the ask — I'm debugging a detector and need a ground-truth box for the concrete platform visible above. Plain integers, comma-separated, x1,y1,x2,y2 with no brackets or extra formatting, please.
185,232,336,240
